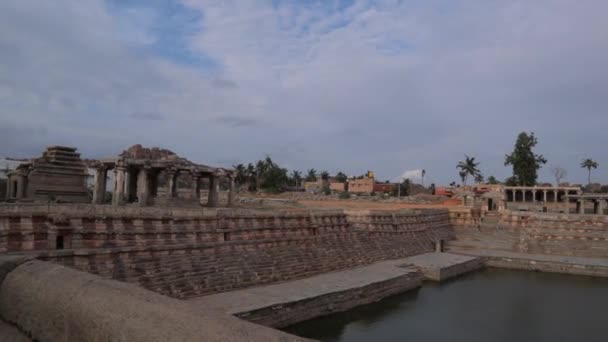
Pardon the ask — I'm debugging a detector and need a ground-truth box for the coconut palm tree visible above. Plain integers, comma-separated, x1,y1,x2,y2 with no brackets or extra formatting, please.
456,155,481,186
320,171,330,181
580,158,599,186
335,172,347,183
421,169,426,187
305,169,317,182
290,170,302,187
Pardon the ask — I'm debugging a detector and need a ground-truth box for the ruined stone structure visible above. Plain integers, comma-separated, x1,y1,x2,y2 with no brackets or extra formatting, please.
566,193,608,215
5,146,89,203
503,185,581,209
92,145,235,208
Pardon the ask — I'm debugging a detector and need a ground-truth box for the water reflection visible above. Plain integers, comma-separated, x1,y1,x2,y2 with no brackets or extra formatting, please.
284,269,608,342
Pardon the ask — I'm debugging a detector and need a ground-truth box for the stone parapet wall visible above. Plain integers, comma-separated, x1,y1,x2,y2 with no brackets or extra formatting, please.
0,204,452,298
447,208,608,258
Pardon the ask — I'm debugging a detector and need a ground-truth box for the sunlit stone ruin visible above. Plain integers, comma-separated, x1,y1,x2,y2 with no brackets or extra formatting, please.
93,144,236,208
0,145,607,342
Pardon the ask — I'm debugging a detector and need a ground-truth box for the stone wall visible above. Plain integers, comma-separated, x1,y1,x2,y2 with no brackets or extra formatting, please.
448,208,608,258
0,257,310,342
0,204,452,298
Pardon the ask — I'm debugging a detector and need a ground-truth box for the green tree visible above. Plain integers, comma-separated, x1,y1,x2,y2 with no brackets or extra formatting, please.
459,171,467,186
580,158,598,186
474,174,484,184
232,163,247,190
320,171,330,181
456,155,481,186
487,176,499,184
290,170,302,187
392,179,411,197
334,172,347,183
305,169,317,182
504,132,547,186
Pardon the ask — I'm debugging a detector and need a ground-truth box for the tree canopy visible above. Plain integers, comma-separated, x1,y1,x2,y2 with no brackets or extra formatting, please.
580,158,598,186
504,132,546,186
456,155,481,186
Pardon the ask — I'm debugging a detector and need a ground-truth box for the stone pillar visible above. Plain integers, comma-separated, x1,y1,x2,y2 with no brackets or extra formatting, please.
207,174,219,208
5,177,12,200
192,174,200,200
15,174,26,200
137,168,150,206
532,190,537,203
578,199,585,214
167,170,178,198
553,190,558,203
594,200,605,215
228,176,236,207
92,167,107,204
112,166,126,206
543,190,547,203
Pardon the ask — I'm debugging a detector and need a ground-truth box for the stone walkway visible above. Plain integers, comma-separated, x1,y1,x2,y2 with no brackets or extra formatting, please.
400,252,482,281
189,252,481,320
449,248,608,277
189,258,421,315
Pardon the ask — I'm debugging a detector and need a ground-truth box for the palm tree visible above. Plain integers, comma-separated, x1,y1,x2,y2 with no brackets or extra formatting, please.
290,170,302,187
459,171,467,186
421,169,426,187
305,169,317,182
232,163,247,190
320,171,330,181
456,155,481,186
581,158,599,186
335,171,347,183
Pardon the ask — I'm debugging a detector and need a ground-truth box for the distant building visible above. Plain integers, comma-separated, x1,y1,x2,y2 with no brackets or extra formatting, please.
348,177,374,194
329,181,345,192
373,183,395,194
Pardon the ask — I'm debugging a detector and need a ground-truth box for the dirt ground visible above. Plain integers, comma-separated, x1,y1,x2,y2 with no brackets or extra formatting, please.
297,199,459,210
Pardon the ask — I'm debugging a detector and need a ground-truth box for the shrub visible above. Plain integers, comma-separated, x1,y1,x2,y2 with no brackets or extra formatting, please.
338,192,351,199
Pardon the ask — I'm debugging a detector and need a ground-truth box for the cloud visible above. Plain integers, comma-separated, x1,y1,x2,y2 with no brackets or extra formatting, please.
130,112,164,121
1,0,608,184
214,116,260,127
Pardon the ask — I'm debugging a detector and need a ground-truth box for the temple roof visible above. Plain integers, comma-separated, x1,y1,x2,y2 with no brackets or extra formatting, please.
98,145,233,176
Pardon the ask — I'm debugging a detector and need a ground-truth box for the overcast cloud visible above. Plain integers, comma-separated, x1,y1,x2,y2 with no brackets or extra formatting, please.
1,0,607,184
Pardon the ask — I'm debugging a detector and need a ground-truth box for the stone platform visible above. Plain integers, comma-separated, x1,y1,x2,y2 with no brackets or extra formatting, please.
189,253,481,328
401,252,483,281
189,259,423,328
449,248,608,278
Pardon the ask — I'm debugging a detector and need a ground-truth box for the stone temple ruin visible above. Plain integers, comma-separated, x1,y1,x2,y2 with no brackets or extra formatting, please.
4,145,236,208
5,146,89,203
93,145,236,208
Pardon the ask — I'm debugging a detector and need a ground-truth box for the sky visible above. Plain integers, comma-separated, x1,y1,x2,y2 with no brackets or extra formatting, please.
1,0,607,185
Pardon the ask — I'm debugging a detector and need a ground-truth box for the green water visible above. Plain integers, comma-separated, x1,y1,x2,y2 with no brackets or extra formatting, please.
285,269,608,342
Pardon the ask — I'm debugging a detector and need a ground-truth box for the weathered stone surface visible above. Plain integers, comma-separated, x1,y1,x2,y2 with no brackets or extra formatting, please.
399,252,482,281
192,258,423,328
0,259,311,342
